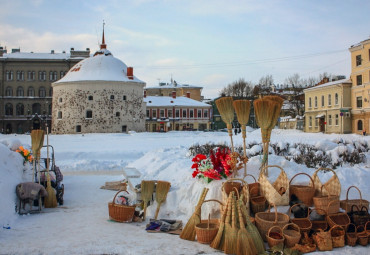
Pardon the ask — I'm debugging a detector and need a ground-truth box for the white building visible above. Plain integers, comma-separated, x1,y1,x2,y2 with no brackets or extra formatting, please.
51,30,145,134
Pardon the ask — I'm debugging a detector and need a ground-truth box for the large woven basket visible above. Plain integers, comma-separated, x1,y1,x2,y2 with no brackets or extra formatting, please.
195,210,220,244
349,205,369,227
282,223,301,248
326,200,350,231
340,185,370,212
108,190,136,223
330,225,345,248
259,165,289,206
313,185,339,215
311,167,341,197
345,223,357,247
255,203,290,241
289,203,312,233
289,173,315,206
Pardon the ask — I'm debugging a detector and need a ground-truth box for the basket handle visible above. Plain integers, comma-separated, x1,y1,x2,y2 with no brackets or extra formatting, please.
202,199,225,206
289,172,315,188
327,200,340,215
260,165,285,178
111,189,130,205
289,203,309,219
221,178,247,191
365,221,370,232
267,225,283,236
320,184,332,196
356,225,365,234
350,204,360,213
329,224,344,234
267,203,279,224
244,174,257,183
345,185,363,202
313,167,339,182
282,223,300,233
309,207,326,217
347,223,357,234
360,205,368,213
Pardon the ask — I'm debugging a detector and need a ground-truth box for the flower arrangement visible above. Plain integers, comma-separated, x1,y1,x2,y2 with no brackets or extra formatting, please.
16,146,33,163
191,148,234,183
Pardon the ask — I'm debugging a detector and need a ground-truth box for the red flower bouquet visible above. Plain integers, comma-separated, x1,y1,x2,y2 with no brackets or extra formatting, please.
191,148,234,183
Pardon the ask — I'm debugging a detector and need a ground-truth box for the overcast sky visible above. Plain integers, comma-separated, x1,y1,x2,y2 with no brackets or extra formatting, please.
1,0,369,98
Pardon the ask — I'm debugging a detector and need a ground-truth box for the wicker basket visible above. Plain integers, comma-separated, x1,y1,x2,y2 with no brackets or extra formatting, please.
340,185,370,212
313,185,339,215
289,173,315,206
289,203,312,233
330,225,345,248
195,213,219,244
366,221,370,244
282,223,301,248
309,208,328,232
313,229,333,251
221,178,249,213
255,203,290,241
245,174,259,197
349,205,369,227
346,223,357,247
266,225,285,249
311,167,341,197
357,225,368,246
250,192,266,215
326,200,350,231
108,190,136,223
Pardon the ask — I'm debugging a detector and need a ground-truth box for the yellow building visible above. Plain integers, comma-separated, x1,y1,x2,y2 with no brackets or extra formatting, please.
303,79,352,133
145,81,203,101
349,39,370,134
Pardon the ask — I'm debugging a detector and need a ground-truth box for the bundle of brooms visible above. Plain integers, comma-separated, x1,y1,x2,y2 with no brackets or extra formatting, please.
253,96,283,176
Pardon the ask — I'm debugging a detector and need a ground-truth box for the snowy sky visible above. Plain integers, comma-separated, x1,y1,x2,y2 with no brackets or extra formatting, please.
1,0,369,98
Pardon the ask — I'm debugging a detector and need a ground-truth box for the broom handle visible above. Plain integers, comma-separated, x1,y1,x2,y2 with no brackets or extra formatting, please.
226,124,234,152
242,126,247,177
154,202,161,220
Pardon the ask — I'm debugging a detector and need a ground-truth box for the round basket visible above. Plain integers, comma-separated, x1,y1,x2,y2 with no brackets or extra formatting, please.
282,223,301,248
289,203,312,233
357,225,368,246
223,181,242,196
313,185,339,215
195,216,219,244
326,200,350,231
346,223,357,247
245,174,259,197
340,185,370,212
330,225,345,248
250,191,266,215
366,221,370,244
289,173,315,206
255,203,290,241
108,190,136,223
309,208,328,232
266,225,285,248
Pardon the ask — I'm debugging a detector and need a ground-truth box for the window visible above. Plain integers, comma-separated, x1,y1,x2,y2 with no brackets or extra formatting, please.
116,112,120,117
110,95,115,100
49,71,57,81
16,86,24,97
309,116,312,127
39,71,46,81
356,96,362,108
86,110,92,119
152,109,157,118
16,103,24,116
146,110,150,118
160,109,165,118
356,55,362,66
48,104,52,115
123,95,127,100
321,95,324,107
308,98,312,108
5,103,13,116
328,94,332,106
122,125,127,132
88,96,93,100
167,109,172,118
59,98,63,103
32,103,41,114
28,71,35,81
60,71,66,78
57,111,62,119
357,75,362,86
182,109,187,118
315,118,318,127
28,87,35,97
17,71,24,81
198,109,202,118
357,120,363,131
39,87,46,97
328,115,332,126
76,125,81,133
335,114,339,126
204,110,208,118
5,87,12,96
175,109,180,118
6,71,13,81
49,88,53,97
189,109,194,118
314,97,317,108
335,93,339,105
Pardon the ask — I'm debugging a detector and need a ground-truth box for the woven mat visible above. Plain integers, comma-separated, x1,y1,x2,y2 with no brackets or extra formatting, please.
100,181,127,191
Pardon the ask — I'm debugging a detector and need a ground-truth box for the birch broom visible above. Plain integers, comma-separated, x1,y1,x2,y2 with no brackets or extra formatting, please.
215,97,235,152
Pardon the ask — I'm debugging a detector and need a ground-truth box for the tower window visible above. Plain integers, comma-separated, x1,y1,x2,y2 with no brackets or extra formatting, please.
88,96,93,100
110,95,115,100
116,112,120,117
76,125,81,133
123,95,127,100
86,110,92,118
57,111,62,119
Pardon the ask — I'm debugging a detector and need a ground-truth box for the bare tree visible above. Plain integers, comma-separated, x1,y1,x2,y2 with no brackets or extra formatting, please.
219,78,254,98
258,74,274,89
285,73,302,87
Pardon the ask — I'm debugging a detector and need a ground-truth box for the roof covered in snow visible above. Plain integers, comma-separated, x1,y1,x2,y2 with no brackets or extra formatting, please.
303,79,352,92
55,49,144,84
146,81,202,89
0,52,85,60
144,96,211,107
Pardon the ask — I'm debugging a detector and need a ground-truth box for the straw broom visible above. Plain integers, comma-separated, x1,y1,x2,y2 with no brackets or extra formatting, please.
215,97,235,152
141,180,155,220
154,181,171,219
239,196,265,254
44,126,57,208
236,201,257,255
31,130,45,182
210,194,229,250
180,187,209,241
224,192,238,254
233,100,251,177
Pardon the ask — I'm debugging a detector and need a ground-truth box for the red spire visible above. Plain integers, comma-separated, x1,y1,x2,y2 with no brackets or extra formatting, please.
100,21,107,49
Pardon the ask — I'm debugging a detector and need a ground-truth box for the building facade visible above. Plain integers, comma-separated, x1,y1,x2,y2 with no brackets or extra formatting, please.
0,47,89,133
303,79,352,134
144,93,211,132
145,81,203,101
51,33,145,134
349,39,370,134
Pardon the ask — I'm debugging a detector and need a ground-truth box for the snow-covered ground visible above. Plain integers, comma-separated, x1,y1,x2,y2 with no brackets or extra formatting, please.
0,129,369,254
